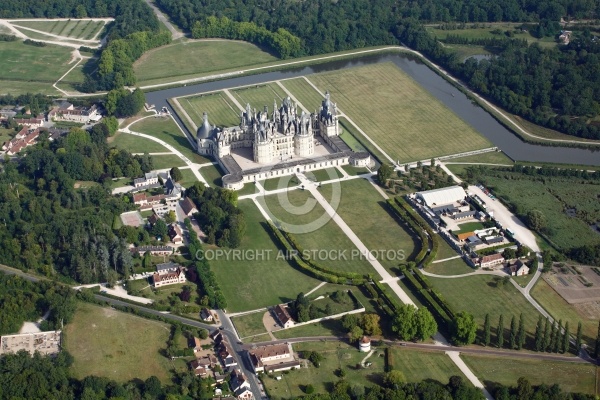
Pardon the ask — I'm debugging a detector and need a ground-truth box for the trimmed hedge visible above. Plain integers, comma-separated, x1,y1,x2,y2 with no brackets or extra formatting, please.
387,199,428,265
385,347,394,372
373,281,402,313
395,197,441,268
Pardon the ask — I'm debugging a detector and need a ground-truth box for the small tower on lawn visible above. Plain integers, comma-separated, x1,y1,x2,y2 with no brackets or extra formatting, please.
359,336,371,352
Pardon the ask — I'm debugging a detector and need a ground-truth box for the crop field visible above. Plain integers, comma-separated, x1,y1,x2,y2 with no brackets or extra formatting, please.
463,354,596,394
0,41,74,95
63,302,173,382
179,92,240,128
232,83,288,110
428,274,541,338
482,174,600,250
531,279,597,348
319,178,420,274
129,116,210,164
209,200,320,312
279,77,326,111
134,40,278,86
258,189,376,277
109,131,169,153
307,62,491,162
13,20,105,40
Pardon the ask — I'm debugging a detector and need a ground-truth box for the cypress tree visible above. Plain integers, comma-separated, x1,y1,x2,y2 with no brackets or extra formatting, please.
483,314,491,347
562,322,570,354
542,317,550,351
595,320,600,358
509,315,517,349
553,320,563,353
534,315,543,352
517,313,526,350
497,314,504,348
549,320,557,352
575,322,583,355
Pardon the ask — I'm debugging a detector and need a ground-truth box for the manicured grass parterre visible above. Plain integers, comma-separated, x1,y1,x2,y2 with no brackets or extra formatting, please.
129,116,210,164
109,131,169,153
307,62,491,162
260,175,301,191
320,178,420,274
531,279,597,348
305,167,343,182
63,302,173,383
462,354,596,395
232,311,268,338
13,20,105,40
0,41,74,95
258,189,376,277
428,274,541,338
279,77,327,111
209,200,321,312
151,154,186,169
232,83,288,110
134,40,278,86
425,258,474,276
342,164,371,176
179,92,240,128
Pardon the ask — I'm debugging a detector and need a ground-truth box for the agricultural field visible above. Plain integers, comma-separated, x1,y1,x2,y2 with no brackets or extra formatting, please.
12,19,106,40
426,25,559,49
129,116,210,164
178,92,240,129
428,274,542,338
232,83,288,110
480,173,600,250
109,131,169,153
307,62,491,162
463,354,596,394
0,41,74,95
258,189,377,277
531,279,597,348
209,200,320,312
134,40,278,86
320,178,420,274
63,302,173,383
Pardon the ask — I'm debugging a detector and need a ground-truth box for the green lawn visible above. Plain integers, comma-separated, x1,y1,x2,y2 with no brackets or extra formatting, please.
12,20,104,40
390,348,469,384
425,258,473,276
263,341,385,398
427,26,559,49
178,92,240,129
338,117,388,163
179,169,198,188
126,279,197,306
258,189,376,277
0,41,74,95
342,164,371,176
307,63,491,162
63,302,173,383
134,40,278,86
151,154,186,169
446,151,514,165
531,279,597,348
463,354,596,395
109,131,170,153
428,275,541,339
305,167,343,182
199,163,225,187
307,284,378,314
210,200,321,312
319,178,420,274
260,175,301,191
434,237,460,261
231,311,268,338
232,83,288,110
129,116,211,164
454,221,485,234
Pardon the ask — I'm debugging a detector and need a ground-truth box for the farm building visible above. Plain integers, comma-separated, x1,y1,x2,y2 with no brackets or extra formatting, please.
416,186,467,208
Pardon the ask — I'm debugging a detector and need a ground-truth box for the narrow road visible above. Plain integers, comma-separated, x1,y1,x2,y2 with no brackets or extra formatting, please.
142,0,184,40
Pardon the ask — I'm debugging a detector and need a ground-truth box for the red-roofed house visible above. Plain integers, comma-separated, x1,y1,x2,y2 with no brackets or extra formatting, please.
479,253,504,268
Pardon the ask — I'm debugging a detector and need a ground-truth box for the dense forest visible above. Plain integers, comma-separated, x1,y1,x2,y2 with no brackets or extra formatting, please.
0,121,154,283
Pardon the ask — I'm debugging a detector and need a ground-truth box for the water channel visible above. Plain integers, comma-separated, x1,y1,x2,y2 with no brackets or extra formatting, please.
145,52,600,166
